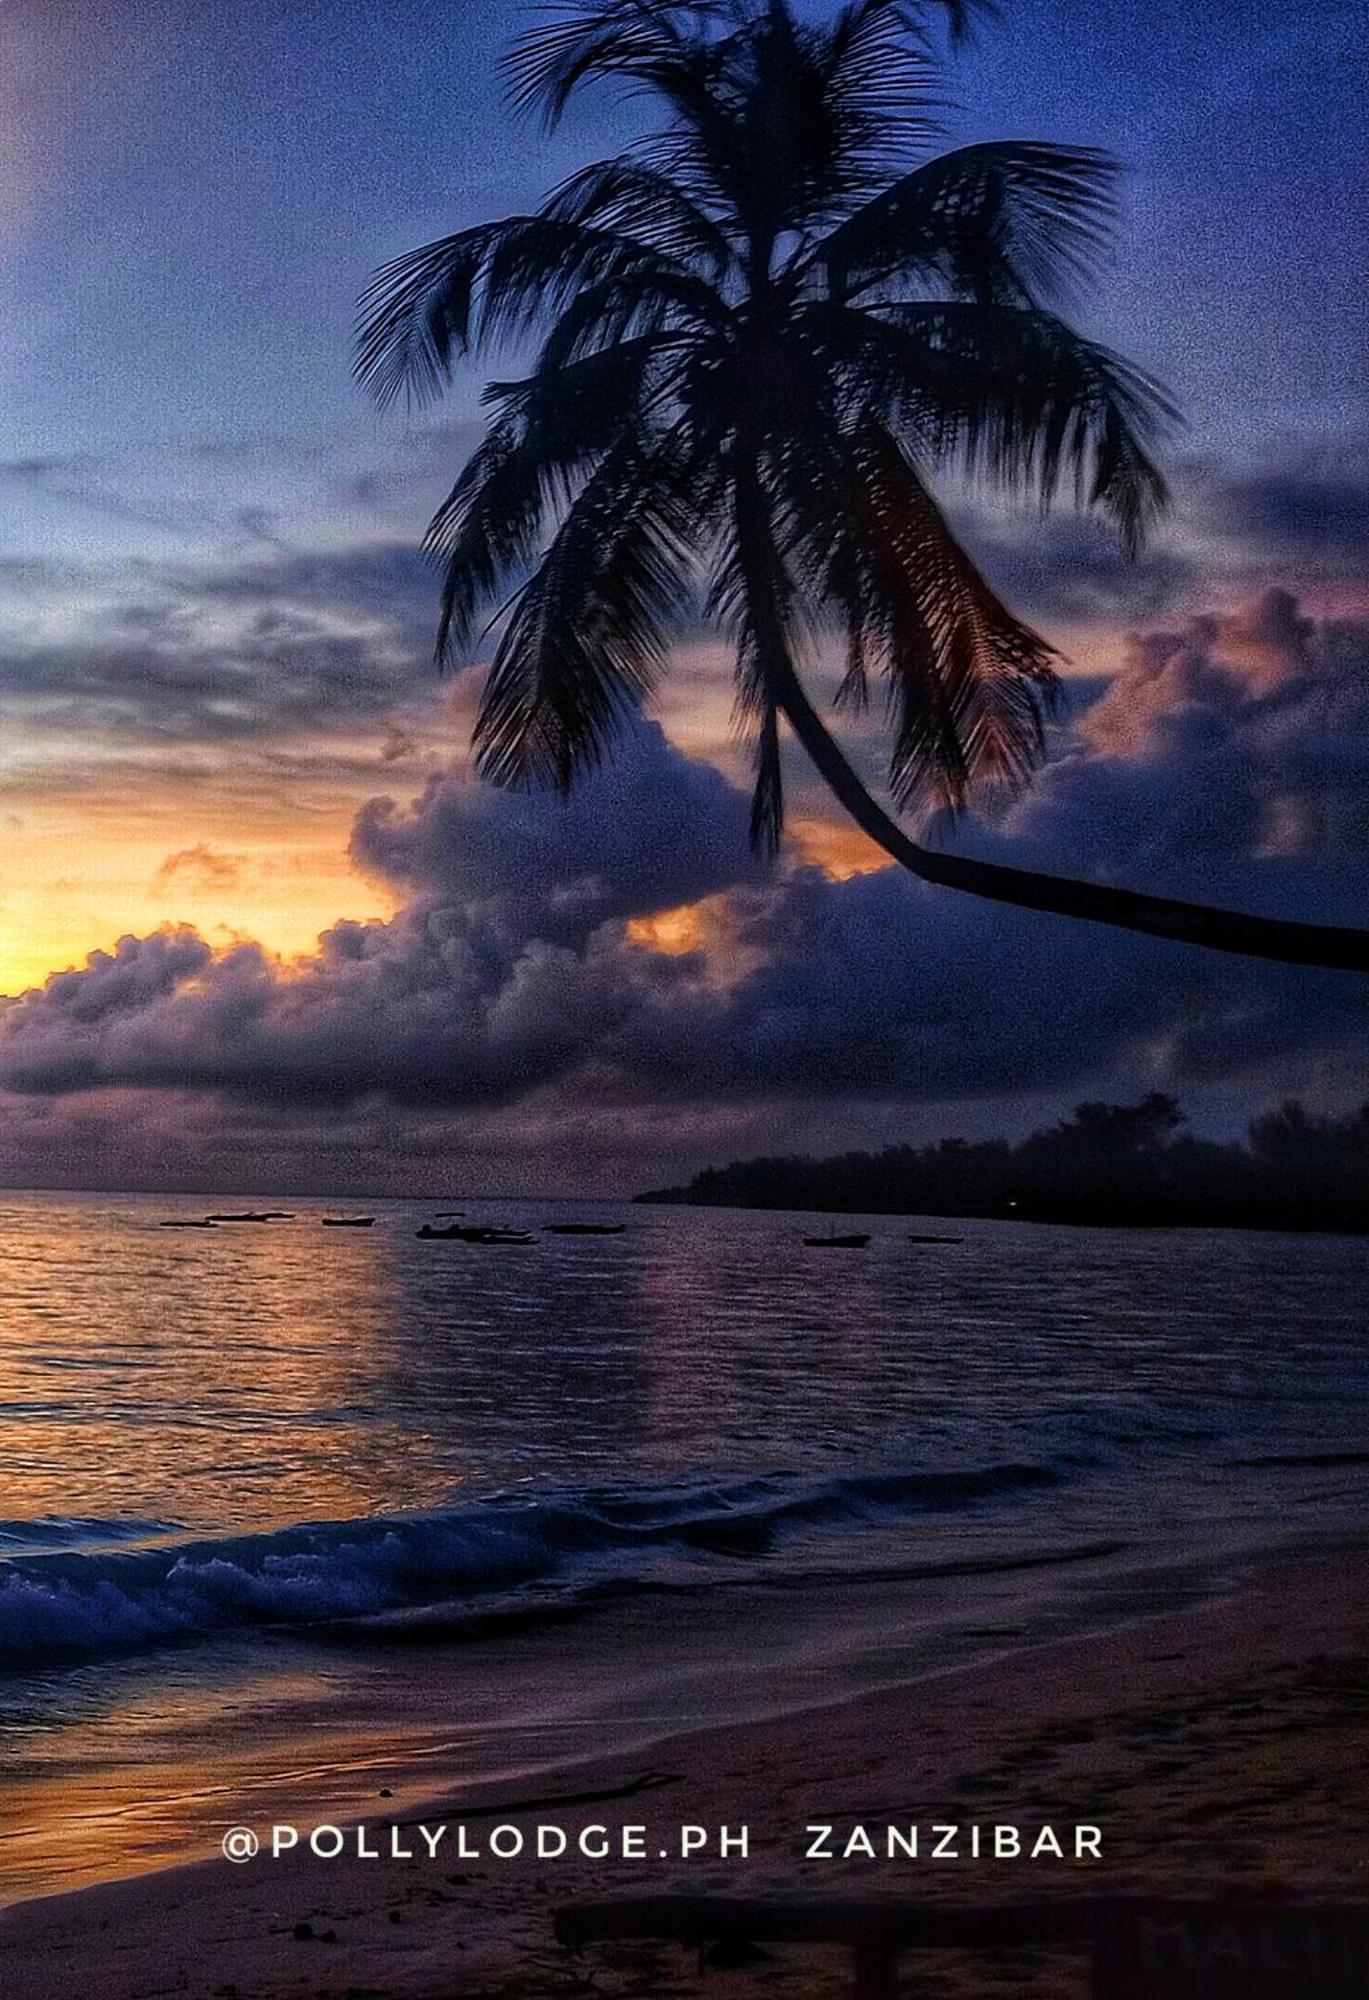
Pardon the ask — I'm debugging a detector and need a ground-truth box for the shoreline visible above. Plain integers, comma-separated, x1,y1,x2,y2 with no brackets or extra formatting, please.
0,1521,1300,1911
4,1543,1366,1996
631,1194,1369,1238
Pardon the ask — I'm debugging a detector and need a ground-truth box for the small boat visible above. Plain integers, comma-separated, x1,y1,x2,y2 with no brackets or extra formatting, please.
161,1218,216,1229
205,1211,291,1224
544,1223,626,1236
908,1233,963,1245
434,1210,466,1218
321,1216,376,1228
415,1223,535,1245
803,1232,870,1248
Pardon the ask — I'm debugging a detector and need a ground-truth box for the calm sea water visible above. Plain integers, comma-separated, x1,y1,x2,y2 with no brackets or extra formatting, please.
1,1189,1367,1897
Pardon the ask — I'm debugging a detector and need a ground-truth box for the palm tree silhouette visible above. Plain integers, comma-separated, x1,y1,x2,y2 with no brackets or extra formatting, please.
357,0,1367,972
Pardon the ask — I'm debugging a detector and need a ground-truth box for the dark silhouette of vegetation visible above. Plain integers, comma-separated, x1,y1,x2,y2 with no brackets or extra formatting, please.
358,0,1368,971
634,1094,1369,1233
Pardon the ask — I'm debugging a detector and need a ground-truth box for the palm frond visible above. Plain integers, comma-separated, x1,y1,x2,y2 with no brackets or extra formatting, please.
543,155,738,274
777,413,1057,813
820,0,945,172
485,329,681,431
356,216,695,408
892,302,1174,549
812,141,1120,307
505,0,708,126
526,267,724,379
356,224,499,409
473,433,709,788
805,299,1174,550
428,334,676,663
424,424,551,665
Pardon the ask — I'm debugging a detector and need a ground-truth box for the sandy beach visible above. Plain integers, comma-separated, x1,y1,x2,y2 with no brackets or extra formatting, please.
4,1547,1366,1998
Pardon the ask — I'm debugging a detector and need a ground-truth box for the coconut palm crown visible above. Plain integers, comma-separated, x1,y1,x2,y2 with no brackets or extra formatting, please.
357,0,1368,971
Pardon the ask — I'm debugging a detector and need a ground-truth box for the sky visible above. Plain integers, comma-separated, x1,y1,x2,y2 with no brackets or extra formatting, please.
0,0,1365,1193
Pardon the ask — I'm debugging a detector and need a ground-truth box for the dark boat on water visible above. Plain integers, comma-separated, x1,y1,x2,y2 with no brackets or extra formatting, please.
415,1223,535,1245
322,1216,376,1228
161,1218,216,1229
908,1233,964,1244
544,1223,626,1236
803,1232,870,1248
205,1211,293,1223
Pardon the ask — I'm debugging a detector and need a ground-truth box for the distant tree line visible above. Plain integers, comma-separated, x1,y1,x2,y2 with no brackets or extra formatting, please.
634,1095,1369,1233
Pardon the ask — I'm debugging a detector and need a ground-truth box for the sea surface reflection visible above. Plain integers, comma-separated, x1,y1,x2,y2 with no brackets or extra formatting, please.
0,1190,1366,1899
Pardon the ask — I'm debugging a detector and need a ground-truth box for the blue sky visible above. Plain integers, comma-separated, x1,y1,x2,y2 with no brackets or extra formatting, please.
6,0,1362,473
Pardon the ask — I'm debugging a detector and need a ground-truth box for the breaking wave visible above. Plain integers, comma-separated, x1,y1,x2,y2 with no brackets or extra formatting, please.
0,1459,1068,1664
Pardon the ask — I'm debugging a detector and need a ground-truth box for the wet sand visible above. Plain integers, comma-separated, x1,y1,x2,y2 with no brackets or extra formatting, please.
3,1549,1367,1997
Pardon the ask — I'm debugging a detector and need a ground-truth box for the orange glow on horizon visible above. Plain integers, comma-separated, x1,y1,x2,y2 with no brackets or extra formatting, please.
0,795,401,996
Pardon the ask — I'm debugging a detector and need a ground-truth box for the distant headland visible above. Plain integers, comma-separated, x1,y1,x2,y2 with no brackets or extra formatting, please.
634,1095,1369,1235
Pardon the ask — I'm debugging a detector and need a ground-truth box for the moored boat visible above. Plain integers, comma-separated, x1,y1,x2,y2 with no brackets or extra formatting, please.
415,1223,535,1244
205,1211,293,1223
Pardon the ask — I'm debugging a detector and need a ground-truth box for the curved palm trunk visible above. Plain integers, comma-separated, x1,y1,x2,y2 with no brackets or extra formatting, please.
773,661,1369,971
730,451,1369,974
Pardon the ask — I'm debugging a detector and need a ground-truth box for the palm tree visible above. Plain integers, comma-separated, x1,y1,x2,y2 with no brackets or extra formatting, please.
357,0,1367,972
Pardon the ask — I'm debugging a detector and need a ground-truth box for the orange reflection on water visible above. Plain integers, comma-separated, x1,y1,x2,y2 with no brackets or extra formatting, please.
0,1663,490,1903
0,1194,461,1531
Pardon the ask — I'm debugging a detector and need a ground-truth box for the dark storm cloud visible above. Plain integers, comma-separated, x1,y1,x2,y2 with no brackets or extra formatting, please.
0,726,759,1107
0,452,192,535
614,872,1366,1107
25,927,213,1030
959,438,1369,633
0,916,667,1106
351,720,763,941
8,423,1366,781
0,599,1364,1162
962,505,1198,627
1193,448,1369,574
184,540,440,652
0,540,439,749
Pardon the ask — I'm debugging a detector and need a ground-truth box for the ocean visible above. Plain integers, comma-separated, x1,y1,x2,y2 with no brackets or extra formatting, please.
1,1190,1366,1902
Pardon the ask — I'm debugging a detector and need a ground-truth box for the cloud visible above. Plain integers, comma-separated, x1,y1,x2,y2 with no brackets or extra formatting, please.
961,503,1198,628
0,540,440,755
1003,589,1369,886
0,590,1364,1199
1191,441,1369,576
153,845,246,892
351,719,764,940
0,725,760,1110
953,437,1369,640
